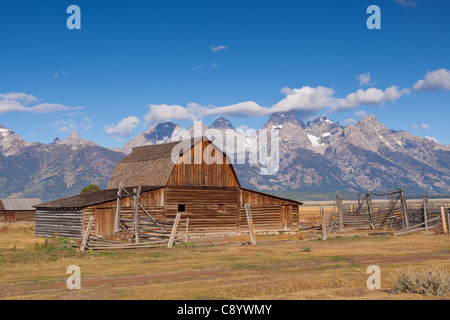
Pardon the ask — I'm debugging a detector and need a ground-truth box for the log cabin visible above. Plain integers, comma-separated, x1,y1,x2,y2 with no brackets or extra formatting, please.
35,137,302,239
0,198,42,223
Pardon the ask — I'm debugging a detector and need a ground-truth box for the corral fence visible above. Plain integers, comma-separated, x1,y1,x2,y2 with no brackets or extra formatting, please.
320,189,449,238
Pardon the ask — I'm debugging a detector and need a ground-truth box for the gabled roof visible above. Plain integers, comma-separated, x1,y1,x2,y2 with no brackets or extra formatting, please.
35,186,162,210
0,198,42,211
106,137,241,189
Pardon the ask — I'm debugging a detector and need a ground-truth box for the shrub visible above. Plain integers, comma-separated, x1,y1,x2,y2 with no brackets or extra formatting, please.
80,184,101,194
391,266,450,296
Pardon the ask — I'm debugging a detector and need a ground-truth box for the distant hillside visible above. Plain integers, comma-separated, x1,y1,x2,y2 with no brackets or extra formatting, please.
0,129,125,201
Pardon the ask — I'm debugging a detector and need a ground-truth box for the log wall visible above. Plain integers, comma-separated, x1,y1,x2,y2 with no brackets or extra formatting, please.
35,209,82,238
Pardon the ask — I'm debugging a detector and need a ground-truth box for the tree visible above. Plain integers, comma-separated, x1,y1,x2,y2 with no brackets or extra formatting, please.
80,184,100,194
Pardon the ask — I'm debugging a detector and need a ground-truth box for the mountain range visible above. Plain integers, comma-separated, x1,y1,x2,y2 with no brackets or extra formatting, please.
1,113,449,201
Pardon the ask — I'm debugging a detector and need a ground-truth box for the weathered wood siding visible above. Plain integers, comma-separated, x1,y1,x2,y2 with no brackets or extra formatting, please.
239,204,299,232
238,189,300,231
164,187,239,234
81,188,165,235
1,210,35,223
167,141,239,188
35,209,82,238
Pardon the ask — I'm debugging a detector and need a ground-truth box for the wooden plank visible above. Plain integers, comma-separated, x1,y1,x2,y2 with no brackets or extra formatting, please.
168,213,181,248
338,196,344,230
244,203,256,245
80,216,94,252
441,206,448,234
134,186,141,243
320,206,327,240
400,189,409,228
185,218,189,243
114,183,122,233
423,196,428,229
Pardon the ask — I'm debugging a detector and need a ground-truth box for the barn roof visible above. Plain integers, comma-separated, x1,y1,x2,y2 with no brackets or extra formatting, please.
106,137,240,189
241,188,303,205
35,186,162,210
0,198,42,211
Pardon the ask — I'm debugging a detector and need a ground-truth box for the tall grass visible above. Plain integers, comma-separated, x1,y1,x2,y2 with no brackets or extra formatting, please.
391,266,450,296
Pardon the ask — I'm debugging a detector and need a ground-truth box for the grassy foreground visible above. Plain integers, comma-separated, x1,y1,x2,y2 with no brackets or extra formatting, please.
0,225,449,300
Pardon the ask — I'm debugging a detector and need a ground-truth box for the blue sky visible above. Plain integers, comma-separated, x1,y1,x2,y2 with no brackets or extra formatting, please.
0,0,449,148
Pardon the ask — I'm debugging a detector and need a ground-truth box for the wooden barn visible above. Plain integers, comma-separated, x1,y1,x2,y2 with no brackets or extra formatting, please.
0,198,42,223
35,138,302,240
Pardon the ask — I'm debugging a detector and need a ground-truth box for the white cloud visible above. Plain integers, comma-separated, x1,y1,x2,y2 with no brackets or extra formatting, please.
144,104,198,125
0,92,82,115
343,118,357,126
395,0,417,8
334,86,410,111
209,45,227,53
280,87,294,96
354,110,367,118
50,116,92,134
51,71,67,80
413,123,430,131
205,101,270,117
271,86,335,114
80,116,93,131
413,68,450,91
104,116,141,140
138,84,411,124
356,72,372,86
0,92,38,104
125,67,447,125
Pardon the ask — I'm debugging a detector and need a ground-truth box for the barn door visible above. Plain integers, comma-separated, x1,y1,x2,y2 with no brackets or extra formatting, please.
281,206,293,230
94,208,115,238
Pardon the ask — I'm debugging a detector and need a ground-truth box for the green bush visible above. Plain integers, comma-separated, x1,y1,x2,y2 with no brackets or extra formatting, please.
80,184,101,194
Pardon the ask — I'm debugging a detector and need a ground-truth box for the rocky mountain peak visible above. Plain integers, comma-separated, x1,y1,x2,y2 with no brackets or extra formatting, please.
121,120,182,155
60,132,97,148
209,117,234,130
268,111,306,128
0,124,15,138
143,121,178,141
306,114,342,138
52,137,61,144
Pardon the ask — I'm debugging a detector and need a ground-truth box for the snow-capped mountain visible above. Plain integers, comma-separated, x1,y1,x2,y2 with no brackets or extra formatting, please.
121,121,183,154
1,113,449,201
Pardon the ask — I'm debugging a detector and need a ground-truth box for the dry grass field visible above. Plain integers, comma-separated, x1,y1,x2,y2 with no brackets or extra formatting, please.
0,224,449,300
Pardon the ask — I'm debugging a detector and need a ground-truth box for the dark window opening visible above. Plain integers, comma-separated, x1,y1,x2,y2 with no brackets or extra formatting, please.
218,204,225,212
178,204,186,212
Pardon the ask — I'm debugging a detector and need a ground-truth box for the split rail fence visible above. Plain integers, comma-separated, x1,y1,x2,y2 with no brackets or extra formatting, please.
320,189,449,238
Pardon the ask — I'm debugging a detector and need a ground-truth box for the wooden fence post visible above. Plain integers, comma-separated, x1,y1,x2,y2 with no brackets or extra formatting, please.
367,192,375,230
114,182,122,233
399,188,409,229
441,207,448,234
185,218,189,244
422,195,428,229
80,216,94,252
244,203,256,245
320,206,327,240
168,213,181,248
133,186,141,243
338,196,344,230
